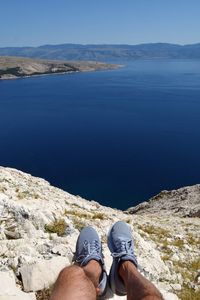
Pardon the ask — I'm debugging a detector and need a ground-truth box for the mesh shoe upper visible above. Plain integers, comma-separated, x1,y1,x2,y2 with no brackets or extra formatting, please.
108,221,138,296
75,226,107,296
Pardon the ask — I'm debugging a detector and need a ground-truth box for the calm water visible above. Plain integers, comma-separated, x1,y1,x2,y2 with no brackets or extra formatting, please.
1,60,200,209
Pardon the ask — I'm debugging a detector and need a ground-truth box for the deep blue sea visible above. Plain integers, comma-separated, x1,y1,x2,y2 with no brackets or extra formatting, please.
1,60,200,209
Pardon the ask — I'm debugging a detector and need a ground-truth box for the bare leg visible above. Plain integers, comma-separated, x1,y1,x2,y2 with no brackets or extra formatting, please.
119,261,163,300
50,260,101,300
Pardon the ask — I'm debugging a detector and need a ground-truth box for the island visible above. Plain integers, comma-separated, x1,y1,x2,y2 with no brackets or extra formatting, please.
0,56,120,80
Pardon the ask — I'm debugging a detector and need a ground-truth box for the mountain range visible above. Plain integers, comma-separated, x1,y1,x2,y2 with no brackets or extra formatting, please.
0,43,200,61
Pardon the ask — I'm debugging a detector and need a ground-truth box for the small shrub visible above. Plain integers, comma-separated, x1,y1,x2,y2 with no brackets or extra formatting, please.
162,253,171,261
45,219,67,236
34,193,39,199
92,212,105,220
73,218,86,231
187,233,200,245
191,258,200,271
161,240,173,256
124,218,132,224
172,239,184,249
36,287,52,300
17,190,30,200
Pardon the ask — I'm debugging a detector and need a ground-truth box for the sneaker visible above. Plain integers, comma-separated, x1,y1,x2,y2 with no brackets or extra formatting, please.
75,226,107,296
108,221,138,296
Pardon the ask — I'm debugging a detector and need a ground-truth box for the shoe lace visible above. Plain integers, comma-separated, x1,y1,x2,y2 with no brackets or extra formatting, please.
76,239,101,264
112,239,134,258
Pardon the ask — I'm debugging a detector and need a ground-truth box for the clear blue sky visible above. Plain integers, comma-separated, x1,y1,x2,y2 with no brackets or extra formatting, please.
1,0,200,47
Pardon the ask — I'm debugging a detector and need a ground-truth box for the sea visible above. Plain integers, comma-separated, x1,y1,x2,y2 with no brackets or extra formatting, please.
1,59,200,210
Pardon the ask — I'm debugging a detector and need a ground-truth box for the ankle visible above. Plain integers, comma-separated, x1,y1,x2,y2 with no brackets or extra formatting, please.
82,259,102,288
119,260,137,280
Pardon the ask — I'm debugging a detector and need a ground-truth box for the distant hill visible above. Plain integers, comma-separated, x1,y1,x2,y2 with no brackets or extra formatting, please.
0,43,200,61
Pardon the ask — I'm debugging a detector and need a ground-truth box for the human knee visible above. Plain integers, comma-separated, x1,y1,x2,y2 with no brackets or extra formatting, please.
58,265,85,280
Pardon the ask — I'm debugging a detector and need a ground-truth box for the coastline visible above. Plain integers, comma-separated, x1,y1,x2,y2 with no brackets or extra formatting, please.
0,70,79,81
0,56,121,80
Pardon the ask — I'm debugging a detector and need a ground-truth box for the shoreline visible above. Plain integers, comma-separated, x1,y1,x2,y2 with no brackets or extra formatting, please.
0,66,121,81
0,56,121,81
0,70,79,81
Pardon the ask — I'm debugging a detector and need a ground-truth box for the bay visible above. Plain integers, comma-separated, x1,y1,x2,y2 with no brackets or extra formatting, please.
0,59,200,209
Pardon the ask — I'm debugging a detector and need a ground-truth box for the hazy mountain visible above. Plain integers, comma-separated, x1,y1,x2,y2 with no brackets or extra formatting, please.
0,43,200,61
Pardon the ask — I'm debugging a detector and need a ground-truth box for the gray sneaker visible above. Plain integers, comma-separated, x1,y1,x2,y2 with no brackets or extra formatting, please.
108,221,138,296
75,226,107,296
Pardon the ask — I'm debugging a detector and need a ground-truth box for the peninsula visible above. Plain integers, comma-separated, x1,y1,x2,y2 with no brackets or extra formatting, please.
0,56,119,80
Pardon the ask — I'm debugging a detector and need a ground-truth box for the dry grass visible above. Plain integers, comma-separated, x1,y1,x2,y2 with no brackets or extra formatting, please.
17,190,30,199
177,286,200,300
16,189,40,200
91,212,105,220
36,287,52,300
186,233,200,245
123,217,132,224
173,258,200,276
137,224,171,238
64,209,91,219
44,219,67,236
191,258,200,271
161,253,171,261
72,218,86,231
173,258,200,298
172,238,184,249
64,209,106,220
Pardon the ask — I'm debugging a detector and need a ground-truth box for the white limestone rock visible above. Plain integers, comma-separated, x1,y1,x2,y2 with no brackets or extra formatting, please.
0,270,16,295
160,291,179,300
0,270,36,300
20,257,71,292
135,232,171,282
170,284,182,291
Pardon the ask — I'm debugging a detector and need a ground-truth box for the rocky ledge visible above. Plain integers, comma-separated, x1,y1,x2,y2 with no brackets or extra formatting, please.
0,56,119,80
0,167,199,299
126,185,200,218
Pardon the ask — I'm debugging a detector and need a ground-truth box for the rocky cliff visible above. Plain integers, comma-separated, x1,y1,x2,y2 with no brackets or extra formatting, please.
126,185,200,218
0,167,199,299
